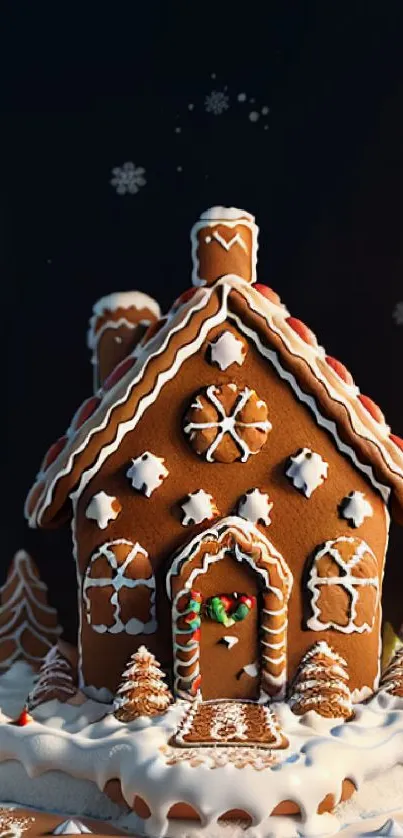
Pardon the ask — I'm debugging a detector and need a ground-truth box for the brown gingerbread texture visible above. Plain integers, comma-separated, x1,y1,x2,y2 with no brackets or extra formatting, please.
0,550,61,670
378,646,403,697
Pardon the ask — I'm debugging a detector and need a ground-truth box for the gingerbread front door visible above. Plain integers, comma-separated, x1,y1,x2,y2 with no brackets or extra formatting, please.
166,516,293,702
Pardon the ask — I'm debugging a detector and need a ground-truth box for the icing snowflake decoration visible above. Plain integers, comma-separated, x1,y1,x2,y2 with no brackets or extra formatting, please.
181,490,219,526
209,331,246,371
127,451,169,497
286,448,328,497
205,90,230,115
83,540,157,635
85,491,121,529
393,301,403,325
237,488,273,525
339,491,374,528
110,161,146,195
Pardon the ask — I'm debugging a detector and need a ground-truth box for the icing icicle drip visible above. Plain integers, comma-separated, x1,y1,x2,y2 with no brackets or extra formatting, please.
286,448,328,497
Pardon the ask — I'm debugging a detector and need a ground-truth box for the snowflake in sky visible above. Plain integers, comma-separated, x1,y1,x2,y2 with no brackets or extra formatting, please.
393,301,403,325
110,161,146,195
205,90,230,115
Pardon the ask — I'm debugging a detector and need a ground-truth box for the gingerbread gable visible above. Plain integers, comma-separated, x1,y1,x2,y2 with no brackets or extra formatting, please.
25,275,403,530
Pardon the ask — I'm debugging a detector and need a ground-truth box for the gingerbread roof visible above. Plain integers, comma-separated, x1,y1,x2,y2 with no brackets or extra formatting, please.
24,272,403,529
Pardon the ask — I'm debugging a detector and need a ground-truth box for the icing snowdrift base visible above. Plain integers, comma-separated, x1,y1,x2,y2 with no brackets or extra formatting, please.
1,665,403,837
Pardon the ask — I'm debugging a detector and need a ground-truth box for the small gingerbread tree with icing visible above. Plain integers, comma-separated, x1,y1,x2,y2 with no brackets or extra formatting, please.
379,646,403,697
289,641,353,720
114,645,172,722
27,645,77,711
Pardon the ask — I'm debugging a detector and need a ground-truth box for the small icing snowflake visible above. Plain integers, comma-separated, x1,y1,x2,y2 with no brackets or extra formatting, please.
205,90,230,115
393,301,403,325
127,452,169,497
286,448,328,498
339,491,373,528
110,162,146,195
237,488,273,525
85,491,121,530
209,331,246,371
181,489,219,526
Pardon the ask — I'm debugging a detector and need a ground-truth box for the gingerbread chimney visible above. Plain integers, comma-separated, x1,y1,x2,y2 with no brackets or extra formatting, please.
191,206,259,287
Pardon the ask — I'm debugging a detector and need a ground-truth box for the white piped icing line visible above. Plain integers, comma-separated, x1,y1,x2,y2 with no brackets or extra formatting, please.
237,487,273,525
208,329,246,370
200,206,256,221
82,540,157,635
126,451,169,497
307,537,379,634
339,491,374,528
85,491,121,529
180,490,219,526
27,273,402,530
286,448,329,497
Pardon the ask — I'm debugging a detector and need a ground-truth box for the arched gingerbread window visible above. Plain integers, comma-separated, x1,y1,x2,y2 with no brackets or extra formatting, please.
306,536,379,634
82,539,157,635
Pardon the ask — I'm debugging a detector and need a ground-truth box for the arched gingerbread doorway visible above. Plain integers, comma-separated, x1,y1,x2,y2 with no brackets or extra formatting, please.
166,517,293,702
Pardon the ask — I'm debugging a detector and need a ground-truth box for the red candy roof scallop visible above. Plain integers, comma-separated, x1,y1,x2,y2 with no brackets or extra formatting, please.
286,316,318,347
358,394,386,425
71,395,102,432
143,317,168,345
172,287,198,311
41,435,68,472
103,356,136,393
325,356,355,387
390,434,403,453
253,284,282,306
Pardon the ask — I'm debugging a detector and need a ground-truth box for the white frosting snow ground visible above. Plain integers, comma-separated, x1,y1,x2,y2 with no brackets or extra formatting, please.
1,664,403,837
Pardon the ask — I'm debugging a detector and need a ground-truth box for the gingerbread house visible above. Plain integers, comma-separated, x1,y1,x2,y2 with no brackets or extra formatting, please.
25,206,403,705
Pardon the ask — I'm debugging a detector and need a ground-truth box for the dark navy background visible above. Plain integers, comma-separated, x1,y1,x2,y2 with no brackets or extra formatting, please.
4,6,403,640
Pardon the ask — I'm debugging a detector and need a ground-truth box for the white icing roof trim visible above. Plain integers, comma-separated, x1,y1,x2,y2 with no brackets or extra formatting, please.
200,205,255,221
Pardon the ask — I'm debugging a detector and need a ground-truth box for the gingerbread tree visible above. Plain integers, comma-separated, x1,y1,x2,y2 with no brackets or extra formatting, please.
0,550,61,671
114,645,172,722
379,646,403,697
27,645,77,710
288,641,354,720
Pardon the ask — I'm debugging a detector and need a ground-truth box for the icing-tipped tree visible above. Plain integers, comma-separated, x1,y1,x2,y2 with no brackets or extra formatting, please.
27,645,77,710
379,646,403,697
0,550,61,670
114,645,172,722
288,641,354,720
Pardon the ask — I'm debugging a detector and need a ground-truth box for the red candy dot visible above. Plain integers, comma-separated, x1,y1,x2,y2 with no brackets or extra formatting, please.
390,434,403,453
325,356,354,386
358,394,385,424
173,287,198,310
103,356,136,392
286,316,318,347
41,435,68,471
253,284,282,306
71,395,102,431
14,708,33,726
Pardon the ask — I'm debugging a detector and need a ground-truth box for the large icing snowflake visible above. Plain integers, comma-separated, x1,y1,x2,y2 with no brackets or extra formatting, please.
181,489,219,526
127,451,169,497
237,488,273,525
393,301,403,325
85,491,121,529
209,331,246,371
183,383,271,463
205,90,230,115
110,161,146,195
339,491,373,528
83,539,157,635
286,448,328,498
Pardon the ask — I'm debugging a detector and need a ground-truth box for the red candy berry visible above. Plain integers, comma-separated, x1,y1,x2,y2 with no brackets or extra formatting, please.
14,708,33,726
253,284,282,306
390,434,403,453
103,356,136,392
286,317,318,347
190,590,202,603
41,435,68,471
192,628,201,643
239,595,256,609
71,395,102,431
325,356,354,386
358,394,385,424
220,595,233,611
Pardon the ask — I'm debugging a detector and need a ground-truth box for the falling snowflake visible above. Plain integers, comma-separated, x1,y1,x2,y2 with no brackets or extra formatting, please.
393,301,403,325
205,90,230,116
110,162,146,196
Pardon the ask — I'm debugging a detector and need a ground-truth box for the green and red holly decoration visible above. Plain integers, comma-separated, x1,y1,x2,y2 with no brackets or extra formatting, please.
205,593,256,628
182,590,203,633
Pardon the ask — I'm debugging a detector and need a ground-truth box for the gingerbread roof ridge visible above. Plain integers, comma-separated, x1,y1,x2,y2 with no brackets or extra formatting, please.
25,274,403,529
